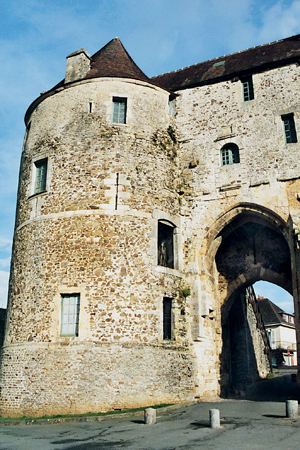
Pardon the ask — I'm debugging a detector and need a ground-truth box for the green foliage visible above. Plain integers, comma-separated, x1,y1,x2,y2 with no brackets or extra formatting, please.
182,289,191,297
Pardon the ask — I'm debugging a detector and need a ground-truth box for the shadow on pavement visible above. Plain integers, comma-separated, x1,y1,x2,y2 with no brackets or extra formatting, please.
227,368,298,402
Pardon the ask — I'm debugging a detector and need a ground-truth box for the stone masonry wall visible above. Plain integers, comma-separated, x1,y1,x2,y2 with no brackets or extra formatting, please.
173,62,300,393
0,77,199,417
2,55,300,417
0,343,195,417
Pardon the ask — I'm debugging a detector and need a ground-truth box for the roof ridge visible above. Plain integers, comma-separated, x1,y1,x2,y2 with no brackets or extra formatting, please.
151,33,300,80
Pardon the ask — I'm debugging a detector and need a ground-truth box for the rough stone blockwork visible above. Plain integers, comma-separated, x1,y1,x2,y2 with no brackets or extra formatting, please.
0,344,195,416
1,35,300,417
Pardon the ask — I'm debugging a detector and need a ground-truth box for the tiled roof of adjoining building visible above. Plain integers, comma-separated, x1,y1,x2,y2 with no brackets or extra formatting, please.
258,297,295,329
151,34,300,92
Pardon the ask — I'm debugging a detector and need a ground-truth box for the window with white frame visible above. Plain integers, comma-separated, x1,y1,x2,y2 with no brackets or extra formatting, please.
112,97,127,124
220,143,240,166
34,158,48,194
61,294,80,337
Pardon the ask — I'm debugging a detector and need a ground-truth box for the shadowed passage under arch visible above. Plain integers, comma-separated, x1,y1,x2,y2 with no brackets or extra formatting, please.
213,209,293,397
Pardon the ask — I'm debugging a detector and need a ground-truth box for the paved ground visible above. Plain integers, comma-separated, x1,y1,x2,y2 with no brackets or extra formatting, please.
1,400,300,450
1,369,299,450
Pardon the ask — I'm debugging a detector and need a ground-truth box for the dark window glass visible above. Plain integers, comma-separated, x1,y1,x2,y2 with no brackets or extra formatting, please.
34,159,48,194
282,114,297,143
163,297,172,340
158,221,174,268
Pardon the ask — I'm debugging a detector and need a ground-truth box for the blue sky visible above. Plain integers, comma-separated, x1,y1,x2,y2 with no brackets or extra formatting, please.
0,0,298,311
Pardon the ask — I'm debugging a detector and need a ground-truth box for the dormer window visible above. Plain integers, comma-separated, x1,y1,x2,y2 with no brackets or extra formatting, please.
112,97,127,124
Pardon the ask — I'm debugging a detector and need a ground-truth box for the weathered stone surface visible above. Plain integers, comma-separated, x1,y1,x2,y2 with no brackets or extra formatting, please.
209,409,220,428
1,37,300,417
144,407,156,425
286,400,298,418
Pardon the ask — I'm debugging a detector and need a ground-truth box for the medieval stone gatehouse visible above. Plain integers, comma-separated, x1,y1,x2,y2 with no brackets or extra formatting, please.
1,34,300,417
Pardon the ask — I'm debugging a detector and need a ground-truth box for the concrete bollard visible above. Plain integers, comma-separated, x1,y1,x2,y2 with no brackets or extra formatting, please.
209,409,220,428
144,407,156,425
286,400,298,418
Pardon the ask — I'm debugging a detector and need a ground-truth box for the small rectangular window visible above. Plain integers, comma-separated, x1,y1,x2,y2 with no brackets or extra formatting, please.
241,75,254,101
61,294,80,337
169,95,176,117
34,159,48,194
112,97,127,124
282,114,297,143
158,221,174,269
163,297,172,340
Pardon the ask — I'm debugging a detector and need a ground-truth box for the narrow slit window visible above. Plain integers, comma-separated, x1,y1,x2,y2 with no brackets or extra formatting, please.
241,75,254,101
282,114,297,143
34,159,48,194
163,297,172,340
112,97,127,124
169,94,176,116
158,221,174,269
61,294,80,337
220,143,240,166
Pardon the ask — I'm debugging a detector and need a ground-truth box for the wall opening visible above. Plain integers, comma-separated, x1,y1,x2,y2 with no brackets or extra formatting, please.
210,207,295,399
163,297,173,340
158,221,174,269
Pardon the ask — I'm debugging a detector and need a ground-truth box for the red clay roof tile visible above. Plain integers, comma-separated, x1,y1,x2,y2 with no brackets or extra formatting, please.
85,38,151,83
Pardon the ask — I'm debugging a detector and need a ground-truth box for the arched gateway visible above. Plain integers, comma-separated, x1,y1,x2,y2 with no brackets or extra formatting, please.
2,34,300,417
201,204,298,395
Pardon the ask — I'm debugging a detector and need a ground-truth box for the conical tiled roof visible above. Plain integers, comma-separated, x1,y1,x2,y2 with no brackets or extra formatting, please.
85,38,150,83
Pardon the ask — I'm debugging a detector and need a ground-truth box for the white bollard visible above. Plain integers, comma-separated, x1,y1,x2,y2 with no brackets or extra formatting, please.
144,407,156,425
286,400,298,418
209,409,220,428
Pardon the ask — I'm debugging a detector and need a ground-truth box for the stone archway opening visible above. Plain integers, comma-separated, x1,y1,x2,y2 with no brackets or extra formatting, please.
212,209,294,397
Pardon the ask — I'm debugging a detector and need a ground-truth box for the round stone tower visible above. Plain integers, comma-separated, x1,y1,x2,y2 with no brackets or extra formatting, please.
0,39,195,417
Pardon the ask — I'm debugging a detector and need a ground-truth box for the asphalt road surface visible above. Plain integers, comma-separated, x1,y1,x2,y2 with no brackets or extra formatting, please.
1,400,300,450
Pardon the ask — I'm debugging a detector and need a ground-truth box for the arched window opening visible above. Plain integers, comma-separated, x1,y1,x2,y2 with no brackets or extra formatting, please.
220,143,240,166
158,221,174,269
